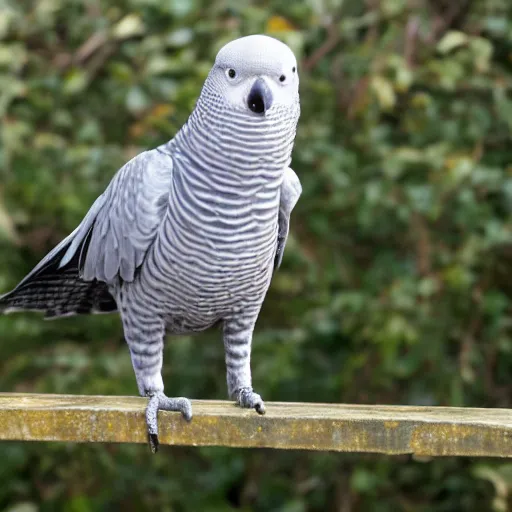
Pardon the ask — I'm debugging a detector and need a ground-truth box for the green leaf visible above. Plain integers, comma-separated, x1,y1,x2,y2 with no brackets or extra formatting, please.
112,14,145,40
437,31,469,54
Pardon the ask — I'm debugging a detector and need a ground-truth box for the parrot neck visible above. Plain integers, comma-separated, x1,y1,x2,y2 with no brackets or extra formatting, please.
168,91,298,183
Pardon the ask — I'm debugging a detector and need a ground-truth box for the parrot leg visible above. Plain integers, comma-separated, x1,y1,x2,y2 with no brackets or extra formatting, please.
122,312,192,453
223,317,266,415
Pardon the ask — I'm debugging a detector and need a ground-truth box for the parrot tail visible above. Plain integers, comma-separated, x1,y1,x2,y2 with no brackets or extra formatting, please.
0,240,117,319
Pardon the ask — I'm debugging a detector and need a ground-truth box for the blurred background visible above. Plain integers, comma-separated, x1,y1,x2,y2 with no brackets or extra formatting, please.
0,0,511,510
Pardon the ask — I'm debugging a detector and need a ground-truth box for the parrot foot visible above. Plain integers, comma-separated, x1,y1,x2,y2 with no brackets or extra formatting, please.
146,391,192,453
236,386,266,415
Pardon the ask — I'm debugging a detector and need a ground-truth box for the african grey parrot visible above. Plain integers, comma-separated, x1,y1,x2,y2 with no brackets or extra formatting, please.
0,34,301,452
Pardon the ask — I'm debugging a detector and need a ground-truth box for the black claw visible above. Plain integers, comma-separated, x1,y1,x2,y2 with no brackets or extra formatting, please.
149,433,159,453
256,403,266,415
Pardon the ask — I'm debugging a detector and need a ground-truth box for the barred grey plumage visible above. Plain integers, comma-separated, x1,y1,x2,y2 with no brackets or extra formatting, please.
0,35,301,452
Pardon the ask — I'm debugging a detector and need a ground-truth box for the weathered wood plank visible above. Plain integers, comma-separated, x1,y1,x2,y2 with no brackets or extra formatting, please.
0,393,510,456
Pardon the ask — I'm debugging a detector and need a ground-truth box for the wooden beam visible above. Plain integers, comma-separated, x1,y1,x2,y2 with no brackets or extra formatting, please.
0,393,510,457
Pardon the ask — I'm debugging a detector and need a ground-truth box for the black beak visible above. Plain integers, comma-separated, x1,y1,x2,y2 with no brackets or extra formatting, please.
247,78,273,115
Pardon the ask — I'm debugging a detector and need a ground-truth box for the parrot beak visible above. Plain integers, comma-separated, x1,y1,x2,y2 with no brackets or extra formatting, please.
247,78,273,115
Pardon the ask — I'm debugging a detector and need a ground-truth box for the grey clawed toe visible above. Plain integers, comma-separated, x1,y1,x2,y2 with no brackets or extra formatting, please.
146,391,192,453
237,387,266,415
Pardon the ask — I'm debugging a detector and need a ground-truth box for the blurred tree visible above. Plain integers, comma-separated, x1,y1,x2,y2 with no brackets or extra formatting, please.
0,0,511,510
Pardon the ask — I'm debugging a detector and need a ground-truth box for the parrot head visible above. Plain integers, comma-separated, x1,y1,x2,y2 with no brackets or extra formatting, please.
204,34,300,118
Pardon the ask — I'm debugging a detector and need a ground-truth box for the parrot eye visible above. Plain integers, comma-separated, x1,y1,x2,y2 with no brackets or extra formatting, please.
279,75,286,83
227,68,237,79
292,66,296,73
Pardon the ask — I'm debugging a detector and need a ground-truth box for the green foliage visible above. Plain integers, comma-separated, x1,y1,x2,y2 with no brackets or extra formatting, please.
1,0,512,510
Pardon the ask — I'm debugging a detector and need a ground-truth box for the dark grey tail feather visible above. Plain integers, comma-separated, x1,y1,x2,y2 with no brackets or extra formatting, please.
0,239,117,318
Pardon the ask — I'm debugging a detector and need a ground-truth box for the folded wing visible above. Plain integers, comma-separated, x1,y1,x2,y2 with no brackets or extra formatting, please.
274,167,302,271
0,149,173,317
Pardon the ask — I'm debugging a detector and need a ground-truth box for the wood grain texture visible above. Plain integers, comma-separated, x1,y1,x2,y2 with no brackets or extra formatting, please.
0,393,510,456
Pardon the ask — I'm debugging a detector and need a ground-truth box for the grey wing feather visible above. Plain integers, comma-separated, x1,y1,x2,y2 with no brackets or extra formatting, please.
274,167,302,270
60,148,173,283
